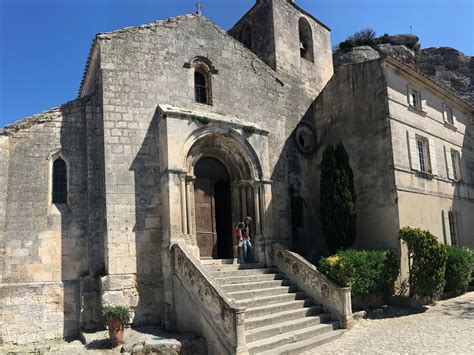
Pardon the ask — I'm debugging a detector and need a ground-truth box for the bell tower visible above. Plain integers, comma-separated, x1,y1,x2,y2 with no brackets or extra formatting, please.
229,0,334,97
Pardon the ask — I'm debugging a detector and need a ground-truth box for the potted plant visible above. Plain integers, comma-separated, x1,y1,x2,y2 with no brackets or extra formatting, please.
102,306,131,347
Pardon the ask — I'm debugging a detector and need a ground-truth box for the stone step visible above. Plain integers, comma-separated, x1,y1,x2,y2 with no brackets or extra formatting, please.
200,258,238,265
214,273,284,285
204,262,265,271
255,328,346,355
245,307,326,330
246,316,332,343
245,300,318,318
228,286,298,300
209,268,278,278
222,280,289,293
246,322,339,354
236,292,306,308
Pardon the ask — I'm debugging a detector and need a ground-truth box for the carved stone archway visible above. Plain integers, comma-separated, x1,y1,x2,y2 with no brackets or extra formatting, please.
180,132,266,261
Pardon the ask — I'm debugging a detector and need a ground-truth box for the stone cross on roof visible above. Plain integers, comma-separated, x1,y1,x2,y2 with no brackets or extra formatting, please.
196,1,202,15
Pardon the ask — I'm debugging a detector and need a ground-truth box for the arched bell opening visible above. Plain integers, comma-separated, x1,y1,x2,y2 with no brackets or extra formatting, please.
181,132,266,261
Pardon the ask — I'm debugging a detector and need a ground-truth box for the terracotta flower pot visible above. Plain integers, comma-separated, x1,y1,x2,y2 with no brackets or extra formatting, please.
107,317,125,347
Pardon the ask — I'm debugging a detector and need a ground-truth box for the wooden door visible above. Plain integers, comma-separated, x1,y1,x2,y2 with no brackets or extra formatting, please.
195,178,216,258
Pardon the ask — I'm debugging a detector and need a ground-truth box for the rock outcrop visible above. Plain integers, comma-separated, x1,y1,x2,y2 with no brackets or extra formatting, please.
417,47,474,105
334,34,473,105
334,46,380,66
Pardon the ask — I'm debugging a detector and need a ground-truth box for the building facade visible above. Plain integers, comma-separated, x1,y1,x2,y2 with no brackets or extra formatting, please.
0,0,473,349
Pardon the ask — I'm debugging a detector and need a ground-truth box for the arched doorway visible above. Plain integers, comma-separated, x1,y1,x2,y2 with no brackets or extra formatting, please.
194,157,233,259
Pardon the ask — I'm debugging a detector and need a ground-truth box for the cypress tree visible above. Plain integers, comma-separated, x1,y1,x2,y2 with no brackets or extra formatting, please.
320,143,356,253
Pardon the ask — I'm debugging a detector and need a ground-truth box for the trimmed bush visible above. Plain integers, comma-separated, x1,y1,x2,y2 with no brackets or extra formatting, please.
465,248,474,286
318,250,399,296
444,246,473,292
320,143,356,253
399,227,447,298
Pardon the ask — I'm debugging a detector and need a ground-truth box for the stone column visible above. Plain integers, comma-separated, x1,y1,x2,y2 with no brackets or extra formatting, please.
240,185,247,219
253,183,262,236
179,174,188,235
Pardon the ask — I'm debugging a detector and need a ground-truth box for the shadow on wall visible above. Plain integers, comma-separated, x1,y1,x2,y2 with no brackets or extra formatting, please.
270,104,326,262
452,111,473,249
130,108,162,326
58,98,92,339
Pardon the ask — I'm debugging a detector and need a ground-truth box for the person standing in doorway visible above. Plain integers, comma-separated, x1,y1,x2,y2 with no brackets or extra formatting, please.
238,216,254,263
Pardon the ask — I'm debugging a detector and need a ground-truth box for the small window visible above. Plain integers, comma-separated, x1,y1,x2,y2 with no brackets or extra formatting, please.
410,87,422,109
448,211,458,246
445,107,454,125
450,149,462,181
416,136,431,173
52,158,67,204
298,18,314,62
194,66,212,105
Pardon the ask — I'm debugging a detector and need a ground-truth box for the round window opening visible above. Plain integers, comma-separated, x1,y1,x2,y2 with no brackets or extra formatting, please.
295,124,317,156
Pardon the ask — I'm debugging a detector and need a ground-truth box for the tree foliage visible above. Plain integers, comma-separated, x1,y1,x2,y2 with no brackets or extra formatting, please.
320,143,356,253
444,246,473,292
399,227,447,298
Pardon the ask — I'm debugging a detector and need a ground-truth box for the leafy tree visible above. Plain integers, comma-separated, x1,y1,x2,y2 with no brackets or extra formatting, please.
320,143,356,253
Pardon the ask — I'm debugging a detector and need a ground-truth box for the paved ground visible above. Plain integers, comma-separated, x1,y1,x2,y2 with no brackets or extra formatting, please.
2,292,473,354
312,291,474,354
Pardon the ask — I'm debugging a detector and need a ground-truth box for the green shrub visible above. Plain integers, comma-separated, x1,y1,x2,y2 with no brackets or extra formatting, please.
320,143,356,253
465,248,474,286
102,306,131,325
399,227,447,298
444,246,473,292
318,249,399,296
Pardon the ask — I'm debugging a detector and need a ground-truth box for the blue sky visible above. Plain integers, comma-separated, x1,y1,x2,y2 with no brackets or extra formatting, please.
0,0,472,127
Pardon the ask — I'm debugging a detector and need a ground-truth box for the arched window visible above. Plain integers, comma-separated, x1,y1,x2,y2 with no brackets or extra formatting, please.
240,24,252,50
194,66,212,105
52,158,67,204
298,17,314,62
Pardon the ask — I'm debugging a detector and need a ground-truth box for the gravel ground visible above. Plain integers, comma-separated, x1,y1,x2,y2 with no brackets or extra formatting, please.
311,292,474,354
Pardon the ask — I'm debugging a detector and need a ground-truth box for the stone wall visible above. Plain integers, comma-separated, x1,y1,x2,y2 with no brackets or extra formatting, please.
0,135,9,284
0,281,79,344
312,60,401,252
0,98,90,344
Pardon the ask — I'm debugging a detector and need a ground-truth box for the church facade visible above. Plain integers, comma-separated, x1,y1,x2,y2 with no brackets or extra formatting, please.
1,0,473,351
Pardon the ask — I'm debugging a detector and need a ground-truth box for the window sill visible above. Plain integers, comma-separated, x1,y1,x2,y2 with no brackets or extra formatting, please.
443,121,457,131
408,105,427,116
449,178,463,184
414,170,434,179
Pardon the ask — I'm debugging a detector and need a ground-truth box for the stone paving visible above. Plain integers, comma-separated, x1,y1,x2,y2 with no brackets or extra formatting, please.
1,293,473,354
311,292,474,354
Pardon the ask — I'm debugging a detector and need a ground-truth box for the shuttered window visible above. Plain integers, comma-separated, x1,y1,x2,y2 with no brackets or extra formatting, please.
408,131,438,175
445,146,462,181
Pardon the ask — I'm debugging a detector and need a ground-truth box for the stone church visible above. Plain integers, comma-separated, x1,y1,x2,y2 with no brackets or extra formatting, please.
1,0,473,353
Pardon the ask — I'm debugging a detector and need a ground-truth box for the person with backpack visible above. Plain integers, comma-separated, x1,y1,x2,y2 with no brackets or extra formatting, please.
236,216,253,263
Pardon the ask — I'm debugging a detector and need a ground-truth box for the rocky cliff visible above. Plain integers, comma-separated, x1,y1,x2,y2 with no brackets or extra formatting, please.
334,35,474,106
417,47,474,105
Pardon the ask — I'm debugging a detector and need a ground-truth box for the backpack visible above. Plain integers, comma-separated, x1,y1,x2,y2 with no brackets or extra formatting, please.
233,222,243,238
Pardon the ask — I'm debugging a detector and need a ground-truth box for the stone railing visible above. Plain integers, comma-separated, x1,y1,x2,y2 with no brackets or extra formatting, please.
172,243,248,354
273,244,354,329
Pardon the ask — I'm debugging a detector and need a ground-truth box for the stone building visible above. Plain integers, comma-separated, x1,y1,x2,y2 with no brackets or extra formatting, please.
0,0,473,353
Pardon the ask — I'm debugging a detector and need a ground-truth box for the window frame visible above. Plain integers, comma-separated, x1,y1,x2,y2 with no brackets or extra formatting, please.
194,64,213,106
450,149,462,181
48,150,70,207
448,211,459,246
416,135,431,173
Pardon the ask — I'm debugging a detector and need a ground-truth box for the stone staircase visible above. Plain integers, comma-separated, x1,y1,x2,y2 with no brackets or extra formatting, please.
202,259,345,354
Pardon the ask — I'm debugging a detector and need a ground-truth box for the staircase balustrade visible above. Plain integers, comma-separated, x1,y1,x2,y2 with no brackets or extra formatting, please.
272,244,354,329
172,243,248,354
